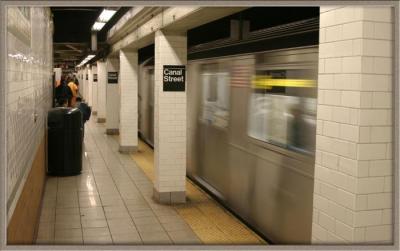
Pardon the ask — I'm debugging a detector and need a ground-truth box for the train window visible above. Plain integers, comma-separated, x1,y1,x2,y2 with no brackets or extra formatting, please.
201,69,230,129
247,68,317,155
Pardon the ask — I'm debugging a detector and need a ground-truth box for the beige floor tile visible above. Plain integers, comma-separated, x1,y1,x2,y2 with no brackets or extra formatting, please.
162,221,192,232
56,214,81,223
82,227,110,237
55,228,82,239
157,215,186,224
81,219,108,228
103,206,128,214
56,200,79,209
83,235,113,244
167,230,202,244
112,233,142,244
105,210,131,219
79,196,102,207
54,237,83,245
136,223,164,233
132,216,160,226
140,231,172,244
56,207,80,216
108,224,138,235
80,207,105,219
54,219,81,229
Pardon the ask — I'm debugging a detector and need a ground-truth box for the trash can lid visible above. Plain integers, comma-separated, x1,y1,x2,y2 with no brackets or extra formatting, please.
48,107,70,128
48,107,82,129
64,108,83,129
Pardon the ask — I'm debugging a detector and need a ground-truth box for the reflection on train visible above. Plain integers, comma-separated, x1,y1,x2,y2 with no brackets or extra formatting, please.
138,45,318,244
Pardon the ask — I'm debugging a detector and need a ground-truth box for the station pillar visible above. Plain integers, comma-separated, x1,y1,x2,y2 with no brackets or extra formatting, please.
118,49,138,153
105,57,120,135
312,6,393,244
82,67,88,101
91,65,98,115
96,61,107,123
153,30,187,204
88,65,93,106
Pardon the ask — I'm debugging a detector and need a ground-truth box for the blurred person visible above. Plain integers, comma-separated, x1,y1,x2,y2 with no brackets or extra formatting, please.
75,97,91,138
56,98,68,107
55,75,72,106
75,97,91,124
67,77,79,107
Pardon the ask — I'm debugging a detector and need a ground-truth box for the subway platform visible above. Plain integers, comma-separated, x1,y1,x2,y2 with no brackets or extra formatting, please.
35,117,265,245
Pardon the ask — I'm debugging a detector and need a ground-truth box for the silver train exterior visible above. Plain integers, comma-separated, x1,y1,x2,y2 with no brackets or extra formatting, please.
138,46,318,244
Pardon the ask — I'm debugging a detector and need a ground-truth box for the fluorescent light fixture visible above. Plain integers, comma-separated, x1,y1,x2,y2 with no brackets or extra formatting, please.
92,21,106,31
76,54,96,68
98,9,116,22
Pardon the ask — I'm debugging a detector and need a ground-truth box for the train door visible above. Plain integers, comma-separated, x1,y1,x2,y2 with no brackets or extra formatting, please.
197,62,231,199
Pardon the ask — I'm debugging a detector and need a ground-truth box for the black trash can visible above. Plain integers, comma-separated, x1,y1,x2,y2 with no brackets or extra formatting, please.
48,107,83,176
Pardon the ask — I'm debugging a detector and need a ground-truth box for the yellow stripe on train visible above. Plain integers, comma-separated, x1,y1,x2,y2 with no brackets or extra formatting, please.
251,76,316,89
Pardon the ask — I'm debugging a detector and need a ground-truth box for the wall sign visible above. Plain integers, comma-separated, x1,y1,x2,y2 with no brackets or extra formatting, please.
163,65,185,92
93,74,98,82
107,72,118,84
86,74,88,80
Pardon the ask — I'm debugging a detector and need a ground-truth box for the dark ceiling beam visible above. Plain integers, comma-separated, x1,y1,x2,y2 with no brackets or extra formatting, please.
65,44,83,53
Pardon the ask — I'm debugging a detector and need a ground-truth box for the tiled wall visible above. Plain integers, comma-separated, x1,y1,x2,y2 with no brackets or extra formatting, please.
312,6,393,244
6,7,53,216
154,30,187,195
119,50,138,149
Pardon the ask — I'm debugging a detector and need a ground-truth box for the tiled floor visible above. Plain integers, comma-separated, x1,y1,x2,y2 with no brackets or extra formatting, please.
36,118,265,245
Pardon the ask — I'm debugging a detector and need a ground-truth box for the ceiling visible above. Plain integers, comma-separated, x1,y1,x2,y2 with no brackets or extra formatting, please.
51,7,128,69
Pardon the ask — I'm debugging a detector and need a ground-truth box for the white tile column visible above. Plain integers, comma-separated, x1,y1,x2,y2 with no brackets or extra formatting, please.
312,6,393,244
92,65,98,115
118,49,138,153
84,67,89,101
97,61,107,123
105,57,120,135
88,65,93,106
153,30,187,204
81,68,87,100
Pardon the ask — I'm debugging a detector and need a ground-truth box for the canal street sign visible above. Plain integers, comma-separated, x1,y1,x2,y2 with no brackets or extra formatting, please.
163,65,185,92
107,72,118,84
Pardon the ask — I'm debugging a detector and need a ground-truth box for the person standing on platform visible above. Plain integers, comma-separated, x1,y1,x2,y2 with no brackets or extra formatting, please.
67,77,79,107
55,74,72,106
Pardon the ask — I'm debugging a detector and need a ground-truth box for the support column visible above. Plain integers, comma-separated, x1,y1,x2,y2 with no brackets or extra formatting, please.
118,49,138,153
153,30,187,204
97,61,107,123
105,57,120,135
312,6,393,244
92,65,98,115
88,65,93,106
83,67,88,101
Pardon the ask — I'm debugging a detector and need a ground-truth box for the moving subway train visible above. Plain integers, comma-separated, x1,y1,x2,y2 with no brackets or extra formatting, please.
138,19,318,244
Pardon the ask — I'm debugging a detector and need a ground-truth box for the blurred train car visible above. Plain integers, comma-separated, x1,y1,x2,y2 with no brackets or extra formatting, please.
138,17,319,244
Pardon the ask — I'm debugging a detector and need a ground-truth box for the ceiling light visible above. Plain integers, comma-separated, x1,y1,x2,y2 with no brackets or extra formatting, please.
76,54,96,68
92,21,106,31
98,9,117,22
